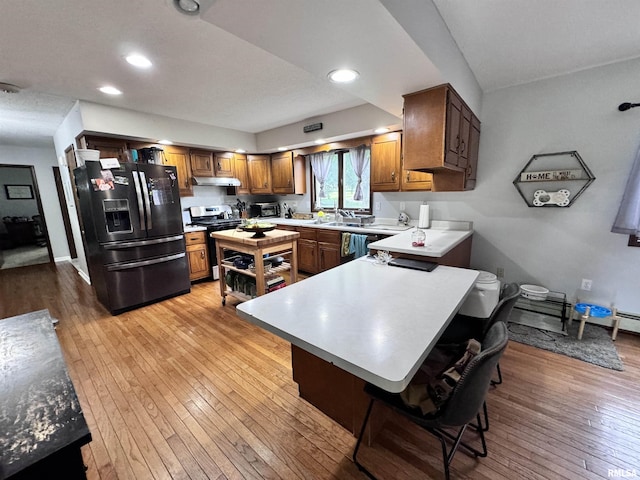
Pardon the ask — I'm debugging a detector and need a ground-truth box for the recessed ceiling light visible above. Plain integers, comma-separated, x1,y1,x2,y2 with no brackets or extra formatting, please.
277,147,287,151
235,149,246,153
126,54,152,69
174,0,200,15
314,139,325,145
328,69,359,83
99,86,122,95
374,127,390,134
158,139,173,145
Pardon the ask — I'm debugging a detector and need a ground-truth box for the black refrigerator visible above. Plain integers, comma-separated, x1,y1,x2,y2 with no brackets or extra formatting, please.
74,162,190,314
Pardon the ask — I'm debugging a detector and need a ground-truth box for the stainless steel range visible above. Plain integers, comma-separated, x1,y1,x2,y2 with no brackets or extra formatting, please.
188,206,242,280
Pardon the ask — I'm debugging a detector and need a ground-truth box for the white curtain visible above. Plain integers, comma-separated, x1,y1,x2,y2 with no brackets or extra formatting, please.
612,143,640,235
349,145,369,201
309,152,333,198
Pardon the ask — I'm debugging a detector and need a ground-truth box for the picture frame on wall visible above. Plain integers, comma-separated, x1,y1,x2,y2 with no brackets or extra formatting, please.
5,184,34,200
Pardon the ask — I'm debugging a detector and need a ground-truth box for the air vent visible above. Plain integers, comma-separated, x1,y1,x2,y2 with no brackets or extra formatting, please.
303,122,323,133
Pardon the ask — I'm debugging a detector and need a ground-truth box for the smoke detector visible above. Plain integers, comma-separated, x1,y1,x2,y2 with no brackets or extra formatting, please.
0,82,21,94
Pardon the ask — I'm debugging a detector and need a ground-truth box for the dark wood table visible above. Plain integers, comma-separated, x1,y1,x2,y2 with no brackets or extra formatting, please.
0,310,91,479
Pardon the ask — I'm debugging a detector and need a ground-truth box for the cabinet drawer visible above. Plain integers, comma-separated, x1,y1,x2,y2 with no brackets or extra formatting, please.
317,229,341,244
184,231,206,245
297,227,317,240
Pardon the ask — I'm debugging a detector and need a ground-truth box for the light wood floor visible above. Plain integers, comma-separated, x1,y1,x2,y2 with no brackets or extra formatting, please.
2,262,639,479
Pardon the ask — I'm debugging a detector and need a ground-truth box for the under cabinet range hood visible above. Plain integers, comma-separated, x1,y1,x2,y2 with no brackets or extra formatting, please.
192,176,241,187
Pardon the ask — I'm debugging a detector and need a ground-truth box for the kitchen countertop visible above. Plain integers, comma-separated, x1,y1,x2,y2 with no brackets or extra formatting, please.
236,258,479,393
183,225,207,233
268,217,414,235
368,228,473,258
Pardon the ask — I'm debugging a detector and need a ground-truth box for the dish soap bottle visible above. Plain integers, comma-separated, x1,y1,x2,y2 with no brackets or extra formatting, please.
411,227,426,247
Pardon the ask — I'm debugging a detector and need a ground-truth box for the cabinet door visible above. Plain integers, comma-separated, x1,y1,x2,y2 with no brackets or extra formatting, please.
186,244,210,281
298,239,318,274
247,154,273,194
401,169,433,191
233,154,251,195
163,146,193,196
190,150,214,176
271,151,295,194
444,90,463,169
214,152,234,177
465,116,481,190
371,132,401,191
402,86,447,171
458,105,472,169
84,137,129,162
318,242,341,271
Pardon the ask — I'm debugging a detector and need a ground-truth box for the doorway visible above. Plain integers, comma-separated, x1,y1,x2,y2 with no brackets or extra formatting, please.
0,165,52,269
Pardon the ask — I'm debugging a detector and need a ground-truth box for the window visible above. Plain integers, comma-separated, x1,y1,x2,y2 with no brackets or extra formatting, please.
311,149,371,212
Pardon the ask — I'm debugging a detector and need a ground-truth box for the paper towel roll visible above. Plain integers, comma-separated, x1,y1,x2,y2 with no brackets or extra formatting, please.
418,205,430,228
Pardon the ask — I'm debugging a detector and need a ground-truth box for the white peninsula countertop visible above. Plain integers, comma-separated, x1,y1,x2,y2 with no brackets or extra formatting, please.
236,259,479,393
368,226,473,258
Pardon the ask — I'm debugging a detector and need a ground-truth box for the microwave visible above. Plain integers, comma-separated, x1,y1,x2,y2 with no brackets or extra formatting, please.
249,202,281,218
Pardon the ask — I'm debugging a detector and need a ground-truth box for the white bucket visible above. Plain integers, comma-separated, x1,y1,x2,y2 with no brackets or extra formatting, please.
459,270,501,318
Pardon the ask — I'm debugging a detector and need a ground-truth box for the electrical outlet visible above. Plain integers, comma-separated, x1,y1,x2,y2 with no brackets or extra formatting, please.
581,278,592,291
399,201,406,211
497,267,504,278
374,202,381,212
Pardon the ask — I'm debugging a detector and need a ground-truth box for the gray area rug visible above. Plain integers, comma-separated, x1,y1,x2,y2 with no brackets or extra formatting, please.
507,321,624,371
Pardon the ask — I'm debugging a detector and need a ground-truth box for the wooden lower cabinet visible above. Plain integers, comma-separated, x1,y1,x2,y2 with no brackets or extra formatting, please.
184,231,210,281
288,227,345,274
317,230,342,271
291,345,385,439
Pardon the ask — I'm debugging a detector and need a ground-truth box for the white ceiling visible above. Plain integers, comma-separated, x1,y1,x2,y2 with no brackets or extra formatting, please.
2,0,640,149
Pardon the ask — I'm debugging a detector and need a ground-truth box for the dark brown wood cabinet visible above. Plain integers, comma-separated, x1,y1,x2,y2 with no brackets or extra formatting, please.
213,152,234,177
190,150,214,177
232,154,251,195
271,151,306,195
402,84,480,191
371,132,401,191
82,136,129,162
372,131,432,192
247,154,273,194
163,146,193,196
297,227,318,274
184,231,210,281
317,230,342,271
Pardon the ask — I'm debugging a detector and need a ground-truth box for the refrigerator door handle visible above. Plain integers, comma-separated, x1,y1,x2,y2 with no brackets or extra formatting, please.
139,171,152,230
106,252,185,271
102,235,184,249
131,171,146,231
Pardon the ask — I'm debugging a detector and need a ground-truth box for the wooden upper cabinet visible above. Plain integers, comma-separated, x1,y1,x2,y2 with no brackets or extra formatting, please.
403,83,480,191
232,154,250,195
213,152,234,177
371,132,401,191
247,154,272,194
190,150,214,176
163,145,193,196
271,151,306,195
82,136,129,162
401,168,433,191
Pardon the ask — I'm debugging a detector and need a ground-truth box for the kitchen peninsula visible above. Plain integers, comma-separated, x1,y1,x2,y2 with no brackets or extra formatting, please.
236,258,479,435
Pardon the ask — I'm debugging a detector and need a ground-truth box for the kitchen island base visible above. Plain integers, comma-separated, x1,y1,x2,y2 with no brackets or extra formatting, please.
292,345,387,441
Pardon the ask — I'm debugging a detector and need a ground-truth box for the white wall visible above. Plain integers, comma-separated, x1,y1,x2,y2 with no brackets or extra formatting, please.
375,58,640,331
0,145,70,260
0,167,40,234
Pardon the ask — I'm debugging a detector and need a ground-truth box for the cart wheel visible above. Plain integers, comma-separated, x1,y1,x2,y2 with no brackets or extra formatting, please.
222,297,226,306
